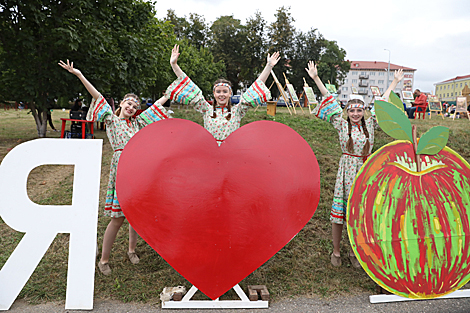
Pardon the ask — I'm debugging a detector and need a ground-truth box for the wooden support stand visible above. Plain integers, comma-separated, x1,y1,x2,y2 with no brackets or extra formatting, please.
162,284,269,309
271,70,293,115
453,95,470,120
283,73,304,114
302,78,318,114
248,285,269,301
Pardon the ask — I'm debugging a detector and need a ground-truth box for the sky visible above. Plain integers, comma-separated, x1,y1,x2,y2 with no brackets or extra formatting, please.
154,0,470,93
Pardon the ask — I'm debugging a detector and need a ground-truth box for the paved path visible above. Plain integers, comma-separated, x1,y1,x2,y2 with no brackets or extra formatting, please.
8,293,470,313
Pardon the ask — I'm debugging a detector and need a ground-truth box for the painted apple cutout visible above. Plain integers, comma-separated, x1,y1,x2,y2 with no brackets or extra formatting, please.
347,98,470,298
116,118,320,300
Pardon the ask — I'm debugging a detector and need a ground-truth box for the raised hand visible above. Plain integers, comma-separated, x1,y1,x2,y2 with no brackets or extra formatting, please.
170,44,180,65
305,61,318,79
58,59,100,99
58,59,82,76
267,51,280,68
394,69,404,82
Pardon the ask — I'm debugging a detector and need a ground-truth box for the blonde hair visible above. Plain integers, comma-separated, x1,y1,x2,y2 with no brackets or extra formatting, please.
115,93,140,117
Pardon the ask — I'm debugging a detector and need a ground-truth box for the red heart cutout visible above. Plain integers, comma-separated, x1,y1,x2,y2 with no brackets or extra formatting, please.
116,119,320,299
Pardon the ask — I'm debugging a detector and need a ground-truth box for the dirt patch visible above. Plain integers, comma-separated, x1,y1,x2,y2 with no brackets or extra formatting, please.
27,165,74,205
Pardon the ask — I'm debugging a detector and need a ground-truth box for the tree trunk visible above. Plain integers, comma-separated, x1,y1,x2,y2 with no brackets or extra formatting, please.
30,102,48,138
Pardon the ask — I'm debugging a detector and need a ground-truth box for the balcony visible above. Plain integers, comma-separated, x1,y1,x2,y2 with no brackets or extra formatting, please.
358,88,368,95
359,80,368,87
359,73,369,79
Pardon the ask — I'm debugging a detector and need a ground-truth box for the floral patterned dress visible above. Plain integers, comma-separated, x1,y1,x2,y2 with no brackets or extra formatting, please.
165,72,271,145
86,94,171,218
313,93,379,224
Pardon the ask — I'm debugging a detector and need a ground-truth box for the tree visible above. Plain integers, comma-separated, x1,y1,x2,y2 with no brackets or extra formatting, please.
144,38,225,101
240,11,268,87
267,6,296,96
0,0,174,137
186,13,209,49
165,9,189,41
176,40,225,98
165,10,208,49
209,15,244,93
317,38,350,88
281,28,350,101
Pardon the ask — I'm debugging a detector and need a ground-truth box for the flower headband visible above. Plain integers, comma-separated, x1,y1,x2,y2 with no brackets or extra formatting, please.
347,101,365,110
123,97,139,104
213,83,232,91
346,94,365,110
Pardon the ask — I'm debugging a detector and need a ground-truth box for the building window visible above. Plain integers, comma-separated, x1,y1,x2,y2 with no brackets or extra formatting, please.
378,80,384,84
447,93,449,97
342,87,348,91
379,72,385,76
460,83,463,87
342,94,347,99
379,88,384,93
352,79,358,84
344,79,348,84
451,92,453,96
370,72,375,76
352,71,358,75
370,80,375,84
389,72,393,76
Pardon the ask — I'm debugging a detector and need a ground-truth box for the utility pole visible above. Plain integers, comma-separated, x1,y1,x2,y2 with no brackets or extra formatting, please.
384,49,391,89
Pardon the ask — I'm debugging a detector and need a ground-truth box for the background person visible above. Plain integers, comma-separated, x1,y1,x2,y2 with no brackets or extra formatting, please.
405,89,427,119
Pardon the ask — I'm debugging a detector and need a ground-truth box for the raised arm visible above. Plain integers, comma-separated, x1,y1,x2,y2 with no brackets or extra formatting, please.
170,44,183,77
58,60,100,100
257,52,280,83
155,95,169,106
305,61,328,97
382,69,404,101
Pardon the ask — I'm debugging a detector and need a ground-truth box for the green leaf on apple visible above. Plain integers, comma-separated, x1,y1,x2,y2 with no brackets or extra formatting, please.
389,91,405,112
416,126,450,155
374,100,413,142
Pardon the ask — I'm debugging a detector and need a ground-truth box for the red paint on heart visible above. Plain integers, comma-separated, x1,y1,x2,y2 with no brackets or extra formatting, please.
116,119,320,299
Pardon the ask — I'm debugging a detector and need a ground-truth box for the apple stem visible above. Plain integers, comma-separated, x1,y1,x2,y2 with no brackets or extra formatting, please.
412,125,421,172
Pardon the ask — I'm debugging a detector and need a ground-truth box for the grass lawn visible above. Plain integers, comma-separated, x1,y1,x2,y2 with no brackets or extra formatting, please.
1,106,470,304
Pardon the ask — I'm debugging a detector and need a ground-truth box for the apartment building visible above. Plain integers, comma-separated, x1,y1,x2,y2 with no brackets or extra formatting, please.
338,61,416,104
434,75,470,102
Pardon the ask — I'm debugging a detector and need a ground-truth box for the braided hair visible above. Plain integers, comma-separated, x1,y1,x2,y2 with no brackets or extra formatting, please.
345,99,370,156
212,79,232,121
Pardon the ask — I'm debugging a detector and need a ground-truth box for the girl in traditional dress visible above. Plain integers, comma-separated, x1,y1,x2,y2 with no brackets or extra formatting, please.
59,60,171,275
305,61,403,267
165,45,280,144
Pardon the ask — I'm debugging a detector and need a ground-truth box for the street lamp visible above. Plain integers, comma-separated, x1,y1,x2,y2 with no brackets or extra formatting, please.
384,49,391,88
